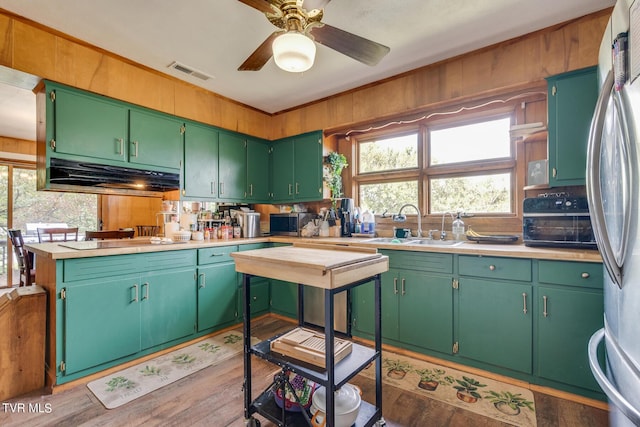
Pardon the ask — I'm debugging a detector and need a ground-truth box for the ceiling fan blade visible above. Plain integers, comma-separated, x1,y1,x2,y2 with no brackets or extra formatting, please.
310,23,390,66
237,0,275,14
303,0,331,10
238,31,282,71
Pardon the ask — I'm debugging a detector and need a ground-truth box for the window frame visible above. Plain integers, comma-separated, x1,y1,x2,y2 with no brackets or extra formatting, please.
350,101,523,218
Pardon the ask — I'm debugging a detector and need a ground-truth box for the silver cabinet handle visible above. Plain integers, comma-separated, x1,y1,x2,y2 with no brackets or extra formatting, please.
401,278,406,296
489,265,496,271
199,272,206,289
295,182,300,194
117,138,124,155
142,282,149,300
288,183,293,195
522,292,528,314
211,253,224,257
543,295,548,317
211,181,216,195
393,277,398,295
219,181,224,195
249,183,254,196
581,272,590,279
132,284,138,303
131,140,139,157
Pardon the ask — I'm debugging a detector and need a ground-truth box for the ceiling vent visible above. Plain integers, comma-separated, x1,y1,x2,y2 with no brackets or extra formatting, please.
168,61,214,81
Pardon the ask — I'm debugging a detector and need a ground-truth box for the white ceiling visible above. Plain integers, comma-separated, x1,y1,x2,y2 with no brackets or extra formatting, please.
0,0,614,142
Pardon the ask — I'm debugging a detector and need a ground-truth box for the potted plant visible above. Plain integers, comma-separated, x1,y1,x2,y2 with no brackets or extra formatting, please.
383,358,412,380
323,152,348,209
414,368,454,391
453,376,487,403
484,390,534,416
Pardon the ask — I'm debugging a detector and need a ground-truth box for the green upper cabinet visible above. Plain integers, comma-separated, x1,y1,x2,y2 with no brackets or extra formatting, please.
128,108,184,170
43,81,182,172
546,66,598,187
218,131,247,201
183,121,219,200
271,137,295,201
246,138,270,202
48,83,128,163
270,130,323,203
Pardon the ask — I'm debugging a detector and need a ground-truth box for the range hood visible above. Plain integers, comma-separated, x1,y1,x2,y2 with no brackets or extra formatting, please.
46,158,180,196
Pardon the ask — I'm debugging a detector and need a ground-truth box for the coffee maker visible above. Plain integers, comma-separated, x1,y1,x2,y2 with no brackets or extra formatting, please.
339,198,355,237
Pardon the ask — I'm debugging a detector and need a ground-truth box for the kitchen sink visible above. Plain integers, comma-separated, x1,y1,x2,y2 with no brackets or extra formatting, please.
362,237,416,244
404,239,465,247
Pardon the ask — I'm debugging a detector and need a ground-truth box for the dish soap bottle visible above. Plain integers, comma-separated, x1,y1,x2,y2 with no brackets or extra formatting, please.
452,212,465,241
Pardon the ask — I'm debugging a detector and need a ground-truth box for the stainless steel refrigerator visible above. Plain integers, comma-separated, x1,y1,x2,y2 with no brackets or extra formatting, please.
587,1,640,424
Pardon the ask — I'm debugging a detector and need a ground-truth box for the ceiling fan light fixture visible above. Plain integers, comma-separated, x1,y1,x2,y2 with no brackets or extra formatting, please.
272,32,316,73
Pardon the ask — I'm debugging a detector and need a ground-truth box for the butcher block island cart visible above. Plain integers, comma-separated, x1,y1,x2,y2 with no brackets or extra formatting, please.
232,243,389,427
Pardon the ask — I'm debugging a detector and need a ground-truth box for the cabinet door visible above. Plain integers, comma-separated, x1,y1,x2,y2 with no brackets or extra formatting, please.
184,122,219,199
381,269,400,342
270,138,295,202
547,66,598,186
270,279,298,318
458,278,532,373
246,138,270,202
239,277,270,318
293,131,323,201
63,275,140,375
129,108,183,170
399,271,453,354
140,268,196,350
197,262,238,331
537,286,603,391
351,279,376,337
53,86,128,162
218,132,247,200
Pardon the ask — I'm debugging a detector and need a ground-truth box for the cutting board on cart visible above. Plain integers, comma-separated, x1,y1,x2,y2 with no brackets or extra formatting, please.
231,243,388,289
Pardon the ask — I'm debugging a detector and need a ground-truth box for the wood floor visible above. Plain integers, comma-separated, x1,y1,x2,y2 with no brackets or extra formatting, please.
1,316,610,427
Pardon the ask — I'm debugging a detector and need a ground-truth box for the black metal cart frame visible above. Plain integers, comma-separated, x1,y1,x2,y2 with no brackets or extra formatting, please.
242,272,384,427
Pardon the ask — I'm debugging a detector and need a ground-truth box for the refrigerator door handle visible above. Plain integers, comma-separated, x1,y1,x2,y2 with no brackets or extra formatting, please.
586,69,624,288
589,328,640,424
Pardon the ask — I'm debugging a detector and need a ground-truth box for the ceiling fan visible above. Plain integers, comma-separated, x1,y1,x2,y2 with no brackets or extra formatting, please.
238,0,390,72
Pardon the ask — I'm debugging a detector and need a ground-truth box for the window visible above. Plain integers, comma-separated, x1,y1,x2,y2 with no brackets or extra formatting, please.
351,110,516,216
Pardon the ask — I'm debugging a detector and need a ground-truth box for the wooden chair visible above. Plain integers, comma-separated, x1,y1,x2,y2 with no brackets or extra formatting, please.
7,229,35,286
84,230,135,240
37,227,79,243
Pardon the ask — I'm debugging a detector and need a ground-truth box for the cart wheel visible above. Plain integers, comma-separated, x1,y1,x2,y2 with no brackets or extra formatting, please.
375,418,387,426
245,417,261,427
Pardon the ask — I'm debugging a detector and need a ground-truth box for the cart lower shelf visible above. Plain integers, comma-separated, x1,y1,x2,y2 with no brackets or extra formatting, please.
250,388,382,427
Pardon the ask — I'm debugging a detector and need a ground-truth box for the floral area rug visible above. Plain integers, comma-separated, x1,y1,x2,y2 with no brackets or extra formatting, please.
359,351,537,426
87,330,251,409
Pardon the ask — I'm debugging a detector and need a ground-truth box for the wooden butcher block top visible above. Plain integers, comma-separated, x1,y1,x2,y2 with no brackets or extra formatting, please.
231,243,389,289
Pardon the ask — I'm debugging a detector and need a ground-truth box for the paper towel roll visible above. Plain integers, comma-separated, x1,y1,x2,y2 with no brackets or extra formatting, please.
165,222,179,239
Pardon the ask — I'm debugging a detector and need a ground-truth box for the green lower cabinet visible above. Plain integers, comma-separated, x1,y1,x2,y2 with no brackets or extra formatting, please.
270,279,298,318
197,262,238,331
351,280,376,336
537,285,603,391
63,274,141,376
140,268,197,350
239,278,270,318
383,269,453,354
458,277,532,374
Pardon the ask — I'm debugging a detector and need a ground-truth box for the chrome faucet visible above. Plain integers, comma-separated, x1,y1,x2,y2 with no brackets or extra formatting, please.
440,212,455,240
393,204,423,238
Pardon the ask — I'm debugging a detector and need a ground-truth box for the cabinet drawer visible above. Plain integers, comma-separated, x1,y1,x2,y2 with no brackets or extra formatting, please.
143,250,196,271
198,245,238,265
459,255,532,282
538,260,603,289
63,255,139,282
240,243,270,251
384,250,453,274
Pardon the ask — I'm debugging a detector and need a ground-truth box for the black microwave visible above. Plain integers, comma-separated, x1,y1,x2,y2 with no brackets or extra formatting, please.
269,213,316,236
522,196,597,249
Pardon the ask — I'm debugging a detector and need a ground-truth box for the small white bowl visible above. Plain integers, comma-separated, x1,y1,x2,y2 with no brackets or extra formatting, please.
192,231,204,241
172,231,192,242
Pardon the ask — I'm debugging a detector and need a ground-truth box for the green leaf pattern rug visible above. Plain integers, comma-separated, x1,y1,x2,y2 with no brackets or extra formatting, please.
88,331,251,409
359,350,536,426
